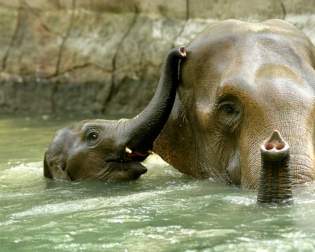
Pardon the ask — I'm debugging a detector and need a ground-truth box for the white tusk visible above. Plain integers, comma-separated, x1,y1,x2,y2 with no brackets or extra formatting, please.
125,147,133,154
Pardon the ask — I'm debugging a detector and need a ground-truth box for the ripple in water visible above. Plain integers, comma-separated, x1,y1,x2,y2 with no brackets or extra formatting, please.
1,117,315,251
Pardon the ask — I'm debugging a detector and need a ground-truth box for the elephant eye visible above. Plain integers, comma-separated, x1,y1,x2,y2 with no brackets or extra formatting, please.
86,129,100,145
219,101,238,115
216,99,242,131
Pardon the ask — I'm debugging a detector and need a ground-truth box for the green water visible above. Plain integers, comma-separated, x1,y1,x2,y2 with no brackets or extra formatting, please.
1,116,315,252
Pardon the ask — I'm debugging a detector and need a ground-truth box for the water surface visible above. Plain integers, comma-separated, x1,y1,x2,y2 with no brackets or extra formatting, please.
1,116,315,251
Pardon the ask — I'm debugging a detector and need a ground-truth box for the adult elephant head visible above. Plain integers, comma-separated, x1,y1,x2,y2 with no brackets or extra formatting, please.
44,47,186,181
154,19,315,203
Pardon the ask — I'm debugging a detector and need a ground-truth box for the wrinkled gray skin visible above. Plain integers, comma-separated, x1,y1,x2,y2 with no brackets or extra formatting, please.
44,47,186,182
154,20,315,199
258,130,293,204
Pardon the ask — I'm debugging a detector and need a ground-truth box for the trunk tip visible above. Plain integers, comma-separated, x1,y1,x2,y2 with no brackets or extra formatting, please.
261,130,289,161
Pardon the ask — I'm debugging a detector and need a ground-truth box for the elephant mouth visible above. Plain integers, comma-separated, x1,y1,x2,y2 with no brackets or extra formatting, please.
128,162,148,180
124,147,150,162
122,151,149,179
105,160,148,181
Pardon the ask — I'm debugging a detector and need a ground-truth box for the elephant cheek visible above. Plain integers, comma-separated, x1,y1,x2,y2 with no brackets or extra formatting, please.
66,155,90,180
226,150,241,185
238,136,263,189
51,164,69,180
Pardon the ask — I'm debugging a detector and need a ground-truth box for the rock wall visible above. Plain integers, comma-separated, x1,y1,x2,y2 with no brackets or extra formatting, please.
0,0,314,116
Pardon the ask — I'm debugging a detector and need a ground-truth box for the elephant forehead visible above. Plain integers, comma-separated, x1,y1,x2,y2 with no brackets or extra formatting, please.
188,19,311,54
77,120,119,137
219,63,314,99
186,19,313,77
255,64,303,84
80,119,113,129
183,22,315,104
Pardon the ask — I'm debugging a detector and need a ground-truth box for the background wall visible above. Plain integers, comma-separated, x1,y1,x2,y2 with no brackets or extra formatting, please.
0,0,314,116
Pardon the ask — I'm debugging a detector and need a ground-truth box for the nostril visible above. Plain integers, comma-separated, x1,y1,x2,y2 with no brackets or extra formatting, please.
261,130,289,162
276,143,285,150
265,143,274,150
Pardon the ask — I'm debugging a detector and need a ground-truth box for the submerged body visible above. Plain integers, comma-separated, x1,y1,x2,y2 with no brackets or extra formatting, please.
155,19,315,195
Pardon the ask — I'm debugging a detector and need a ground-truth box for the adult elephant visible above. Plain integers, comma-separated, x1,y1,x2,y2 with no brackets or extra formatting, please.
154,19,315,204
44,47,186,181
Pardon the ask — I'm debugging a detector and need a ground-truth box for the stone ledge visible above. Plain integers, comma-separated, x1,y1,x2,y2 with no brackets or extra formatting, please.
0,1,314,115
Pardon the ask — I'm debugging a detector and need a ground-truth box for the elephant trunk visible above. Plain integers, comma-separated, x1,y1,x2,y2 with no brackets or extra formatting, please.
257,130,293,204
122,47,186,158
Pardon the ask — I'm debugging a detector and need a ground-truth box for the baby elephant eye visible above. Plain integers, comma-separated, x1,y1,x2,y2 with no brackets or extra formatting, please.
86,130,99,145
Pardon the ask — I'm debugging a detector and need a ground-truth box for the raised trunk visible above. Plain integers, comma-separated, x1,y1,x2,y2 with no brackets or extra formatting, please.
257,130,293,204
122,47,186,156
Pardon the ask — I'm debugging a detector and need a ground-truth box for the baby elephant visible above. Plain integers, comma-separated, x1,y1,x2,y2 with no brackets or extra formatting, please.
44,47,186,181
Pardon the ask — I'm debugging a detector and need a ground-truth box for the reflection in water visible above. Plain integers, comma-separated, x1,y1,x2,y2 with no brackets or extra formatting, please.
1,116,315,251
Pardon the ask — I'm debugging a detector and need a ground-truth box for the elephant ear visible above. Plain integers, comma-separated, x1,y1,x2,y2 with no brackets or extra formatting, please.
154,95,199,177
43,151,53,178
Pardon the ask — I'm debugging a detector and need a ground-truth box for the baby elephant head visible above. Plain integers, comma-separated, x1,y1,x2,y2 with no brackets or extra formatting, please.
44,47,187,182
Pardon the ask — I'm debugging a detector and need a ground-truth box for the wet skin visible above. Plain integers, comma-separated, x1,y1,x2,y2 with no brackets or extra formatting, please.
44,47,186,182
154,19,315,202
258,130,293,204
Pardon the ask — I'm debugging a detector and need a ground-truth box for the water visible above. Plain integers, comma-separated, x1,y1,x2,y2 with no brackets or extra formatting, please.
1,116,315,252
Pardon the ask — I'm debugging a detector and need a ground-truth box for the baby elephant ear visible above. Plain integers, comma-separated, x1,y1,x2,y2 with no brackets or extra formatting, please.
43,151,53,178
43,151,69,180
